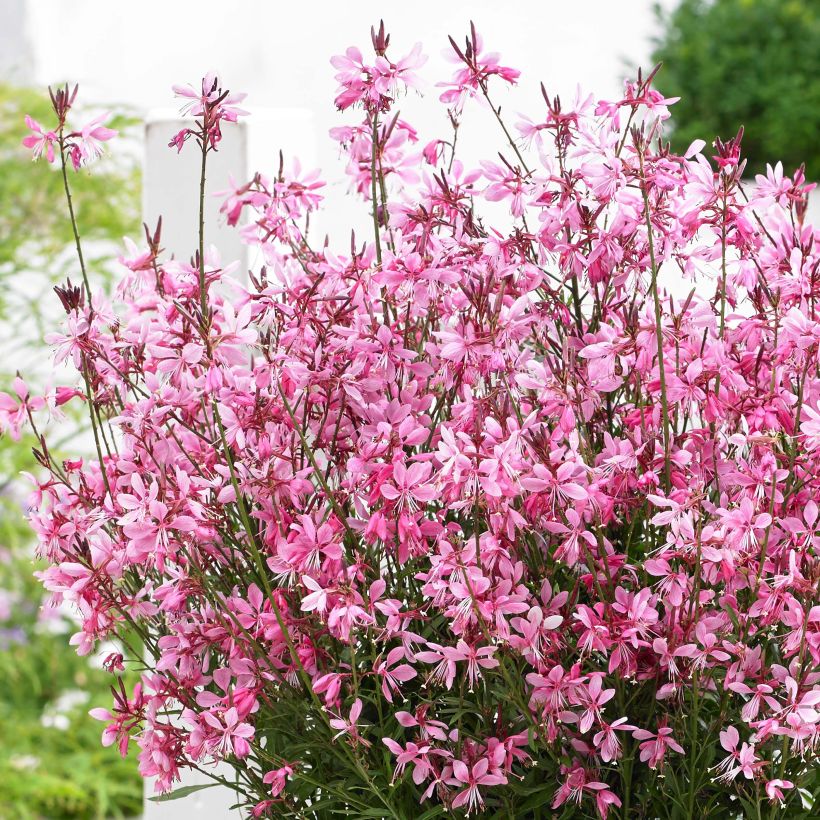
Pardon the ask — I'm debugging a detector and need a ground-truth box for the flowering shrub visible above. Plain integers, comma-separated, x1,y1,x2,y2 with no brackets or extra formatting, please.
11,20,820,819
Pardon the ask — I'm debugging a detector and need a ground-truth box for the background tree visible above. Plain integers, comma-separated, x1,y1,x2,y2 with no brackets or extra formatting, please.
652,0,820,180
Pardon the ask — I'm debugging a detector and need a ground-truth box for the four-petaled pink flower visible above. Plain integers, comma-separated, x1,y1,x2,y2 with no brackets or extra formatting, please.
70,113,117,168
380,461,437,512
632,724,684,770
263,762,296,797
329,699,371,748
374,646,417,703
449,757,507,814
23,115,58,162
714,726,761,783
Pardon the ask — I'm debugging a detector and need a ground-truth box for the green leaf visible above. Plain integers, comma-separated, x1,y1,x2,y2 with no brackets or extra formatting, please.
148,783,219,802
415,807,447,820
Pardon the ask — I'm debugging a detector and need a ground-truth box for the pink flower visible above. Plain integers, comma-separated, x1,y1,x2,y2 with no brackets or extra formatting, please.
192,707,255,759
632,724,684,770
170,73,247,150
448,757,507,814
172,72,247,120
329,699,371,748
20,29,820,819
382,738,446,785
380,461,437,512
577,675,616,733
263,763,296,797
592,717,634,762
330,24,425,113
300,574,330,614
22,115,57,162
395,706,449,741
765,779,794,806
416,640,498,691
70,113,117,168
714,726,761,782
374,646,417,703
552,763,621,817
439,23,520,111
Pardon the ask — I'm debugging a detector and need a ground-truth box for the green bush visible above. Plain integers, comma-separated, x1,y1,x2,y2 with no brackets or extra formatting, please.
0,433,144,820
652,0,820,179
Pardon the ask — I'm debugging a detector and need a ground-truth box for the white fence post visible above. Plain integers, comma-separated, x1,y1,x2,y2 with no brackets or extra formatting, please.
142,106,315,819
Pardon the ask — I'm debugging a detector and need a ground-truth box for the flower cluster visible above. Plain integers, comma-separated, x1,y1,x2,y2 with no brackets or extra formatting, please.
16,20,820,819
22,84,116,169
168,72,248,152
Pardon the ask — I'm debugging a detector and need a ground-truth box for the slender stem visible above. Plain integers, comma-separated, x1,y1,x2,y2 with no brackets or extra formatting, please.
481,85,531,175
57,136,114,502
370,115,382,267
80,358,113,500
198,133,209,323
638,149,672,491
718,185,729,338
686,669,700,818
58,135,92,304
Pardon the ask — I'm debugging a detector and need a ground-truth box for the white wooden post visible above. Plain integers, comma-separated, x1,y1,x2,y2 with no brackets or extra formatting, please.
144,110,248,271
142,107,315,819
144,108,317,272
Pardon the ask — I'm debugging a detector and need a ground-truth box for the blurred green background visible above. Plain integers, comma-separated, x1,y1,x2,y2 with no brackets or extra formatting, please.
0,84,142,819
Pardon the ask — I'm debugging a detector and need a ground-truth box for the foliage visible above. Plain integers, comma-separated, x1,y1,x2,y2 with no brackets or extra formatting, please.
651,0,820,180
10,20,820,820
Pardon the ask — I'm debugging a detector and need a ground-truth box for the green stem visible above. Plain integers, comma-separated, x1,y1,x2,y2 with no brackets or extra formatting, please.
370,115,382,268
58,136,92,304
686,669,700,817
481,85,531,175
638,149,672,491
198,134,209,322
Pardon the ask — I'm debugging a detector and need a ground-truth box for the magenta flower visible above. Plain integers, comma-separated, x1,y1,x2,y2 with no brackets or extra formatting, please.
262,762,296,797
374,646,417,703
577,675,616,733
593,717,634,763
765,779,794,806
552,762,622,818
382,738,447,785
380,460,437,512
714,725,761,783
193,707,255,759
